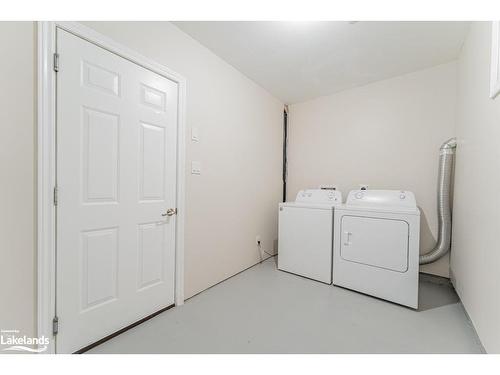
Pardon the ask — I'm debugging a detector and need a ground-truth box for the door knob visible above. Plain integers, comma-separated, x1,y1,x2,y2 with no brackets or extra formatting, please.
162,208,177,217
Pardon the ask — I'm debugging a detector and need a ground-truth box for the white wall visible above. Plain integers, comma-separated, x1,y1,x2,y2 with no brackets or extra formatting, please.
0,22,36,339
288,62,458,277
451,21,500,353
0,21,283,338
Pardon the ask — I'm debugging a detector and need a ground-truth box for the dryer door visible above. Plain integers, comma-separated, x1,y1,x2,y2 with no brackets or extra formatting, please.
340,215,409,272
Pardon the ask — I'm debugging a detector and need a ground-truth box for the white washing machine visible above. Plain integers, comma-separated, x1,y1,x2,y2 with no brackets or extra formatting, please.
278,189,342,284
333,190,420,308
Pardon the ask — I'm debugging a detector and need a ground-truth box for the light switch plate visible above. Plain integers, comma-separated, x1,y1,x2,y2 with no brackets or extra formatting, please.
191,127,200,142
191,161,201,175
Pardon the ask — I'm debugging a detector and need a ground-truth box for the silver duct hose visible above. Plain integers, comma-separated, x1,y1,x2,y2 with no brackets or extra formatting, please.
419,138,457,265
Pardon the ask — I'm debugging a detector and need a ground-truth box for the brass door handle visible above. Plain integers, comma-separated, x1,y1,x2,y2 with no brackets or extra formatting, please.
162,208,177,217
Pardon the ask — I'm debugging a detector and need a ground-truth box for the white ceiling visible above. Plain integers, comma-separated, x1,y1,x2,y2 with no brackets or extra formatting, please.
173,21,470,104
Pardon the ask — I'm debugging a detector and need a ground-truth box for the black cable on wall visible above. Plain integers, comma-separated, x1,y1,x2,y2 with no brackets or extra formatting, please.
282,106,288,202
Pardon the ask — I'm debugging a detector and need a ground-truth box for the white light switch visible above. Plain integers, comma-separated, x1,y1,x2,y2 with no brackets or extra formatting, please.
191,127,200,142
191,161,201,175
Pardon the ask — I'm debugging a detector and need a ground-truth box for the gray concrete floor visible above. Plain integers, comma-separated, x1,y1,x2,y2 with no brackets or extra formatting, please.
87,257,484,354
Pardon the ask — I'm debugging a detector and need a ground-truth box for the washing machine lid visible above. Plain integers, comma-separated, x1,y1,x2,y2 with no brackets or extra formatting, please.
344,190,419,214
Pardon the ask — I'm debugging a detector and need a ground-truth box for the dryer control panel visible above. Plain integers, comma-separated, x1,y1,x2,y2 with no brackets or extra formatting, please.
346,189,417,210
295,189,343,204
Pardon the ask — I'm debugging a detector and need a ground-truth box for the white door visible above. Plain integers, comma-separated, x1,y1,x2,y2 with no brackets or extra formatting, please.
340,216,409,272
56,29,178,353
278,206,333,283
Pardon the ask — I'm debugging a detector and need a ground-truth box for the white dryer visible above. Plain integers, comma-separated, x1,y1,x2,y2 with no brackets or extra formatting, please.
278,189,342,284
333,190,420,308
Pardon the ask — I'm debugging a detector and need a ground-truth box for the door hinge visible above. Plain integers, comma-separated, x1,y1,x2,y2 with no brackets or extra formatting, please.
52,316,59,336
53,186,58,206
53,53,59,72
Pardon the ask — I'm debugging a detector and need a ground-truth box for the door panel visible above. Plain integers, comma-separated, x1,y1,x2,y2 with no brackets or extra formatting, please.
56,29,178,353
139,122,166,201
137,222,165,290
81,228,118,310
82,60,121,96
340,215,409,272
82,107,119,203
140,83,167,111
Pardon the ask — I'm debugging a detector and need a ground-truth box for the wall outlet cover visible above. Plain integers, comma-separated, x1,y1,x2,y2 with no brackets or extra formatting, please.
191,127,200,142
191,161,201,175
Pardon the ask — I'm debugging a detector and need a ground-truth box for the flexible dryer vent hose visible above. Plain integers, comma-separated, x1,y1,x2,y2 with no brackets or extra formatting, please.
419,138,457,265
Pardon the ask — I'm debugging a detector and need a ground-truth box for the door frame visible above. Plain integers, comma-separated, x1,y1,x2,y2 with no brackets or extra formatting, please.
37,21,187,354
